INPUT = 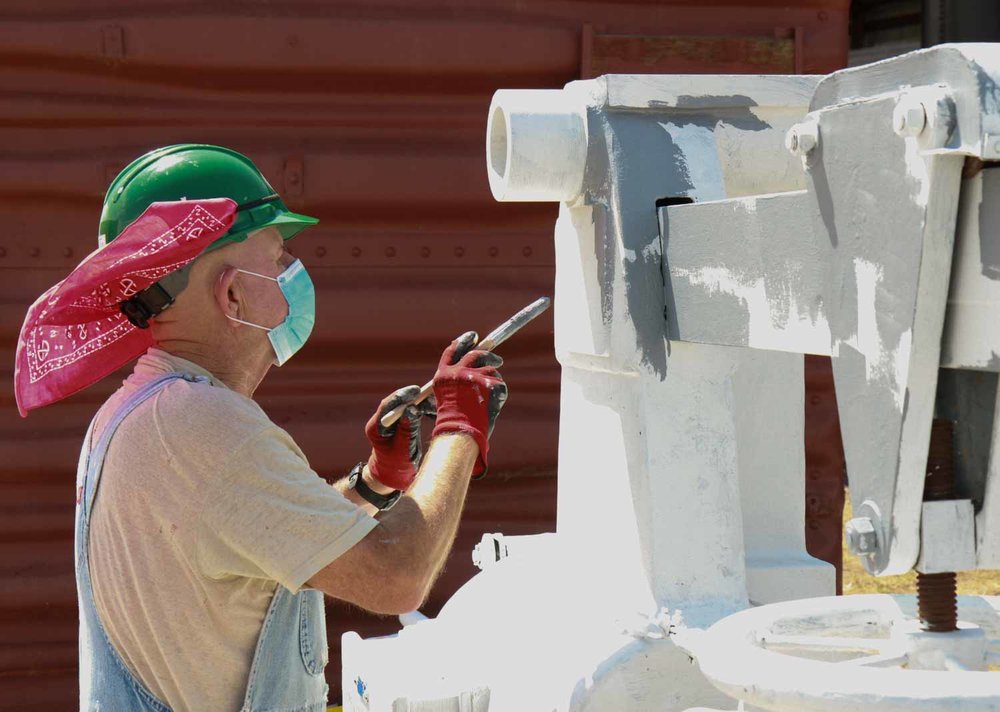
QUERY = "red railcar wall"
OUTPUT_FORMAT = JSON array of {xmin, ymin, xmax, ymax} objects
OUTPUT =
[{"xmin": 0, "ymin": 2, "xmax": 848, "ymax": 707}]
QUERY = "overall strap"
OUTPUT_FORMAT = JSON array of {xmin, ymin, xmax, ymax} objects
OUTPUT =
[{"xmin": 81, "ymin": 372, "xmax": 206, "ymax": 525}]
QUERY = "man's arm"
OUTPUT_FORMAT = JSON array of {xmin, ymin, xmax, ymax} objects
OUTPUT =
[
  {"xmin": 331, "ymin": 468, "xmax": 387, "ymax": 517},
  {"xmin": 309, "ymin": 332, "xmax": 506, "ymax": 614},
  {"xmin": 307, "ymin": 432, "xmax": 477, "ymax": 613}
]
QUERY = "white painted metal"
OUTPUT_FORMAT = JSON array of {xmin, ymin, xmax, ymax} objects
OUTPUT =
[
  {"xmin": 343, "ymin": 44, "xmax": 1000, "ymax": 711},
  {"xmin": 347, "ymin": 73, "xmax": 830, "ymax": 710},
  {"xmin": 485, "ymin": 89, "xmax": 588, "ymax": 202},
  {"xmin": 691, "ymin": 594, "xmax": 1000, "ymax": 711},
  {"xmin": 915, "ymin": 500, "xmax": 977, "ymax": 574}
]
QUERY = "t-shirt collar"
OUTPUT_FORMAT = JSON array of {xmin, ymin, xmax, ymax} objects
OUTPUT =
[{"xmin": 134, "ymin": 347, "xmax": 227, "ymax": 390}]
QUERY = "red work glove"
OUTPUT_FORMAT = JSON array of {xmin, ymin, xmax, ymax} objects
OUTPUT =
[
  {"xmin": 366, "ymin": 385, "xmax": 436, "ymax": 491},
  {"xmin": 430, "ymin": 331, "xmax": 508, "ymax": 477}
]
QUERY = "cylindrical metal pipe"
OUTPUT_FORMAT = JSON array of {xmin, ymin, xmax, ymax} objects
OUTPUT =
[{"xmin": 486, "ymin": 89, "xmax": 588, "ymax": 203}]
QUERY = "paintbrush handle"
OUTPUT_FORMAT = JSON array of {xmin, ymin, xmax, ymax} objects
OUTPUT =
[
  {"xmin": 378, "ymin": 297, "xmax": 550, "ymax": 429},
  {"xmin": 378, "ymin": 379, "xmax": 437, "ymax": 430}
]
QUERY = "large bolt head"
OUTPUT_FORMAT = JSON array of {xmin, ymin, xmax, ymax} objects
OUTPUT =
[
  {"xmin": 893, "ymin": 98, "xmax": 927, "ymax": 137},
  {"xmin": 845, "ymin": 517, "xmax": 879, "ymax": 555}
]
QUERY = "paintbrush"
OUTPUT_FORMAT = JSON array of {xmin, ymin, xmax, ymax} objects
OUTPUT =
[{"xmin": 379, "ymin": 296, "xmax": 551, "ymax": 428}]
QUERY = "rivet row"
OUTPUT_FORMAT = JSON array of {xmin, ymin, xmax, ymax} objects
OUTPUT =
[{"xmin": 327, "ymin": 246, "xmax": 536, "ymax": 259}]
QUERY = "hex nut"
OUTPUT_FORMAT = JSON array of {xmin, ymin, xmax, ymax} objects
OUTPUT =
[
  {"xmin": 845, "ymin": 517, "xmax": 879, "ymax": 555},
  {"xmin": 893, "ymin": 97, "xmax": 927, "ymax": 137},
  {"xmin": 785, "ymin": 119, "xmax": 819, "ymax": 157}
]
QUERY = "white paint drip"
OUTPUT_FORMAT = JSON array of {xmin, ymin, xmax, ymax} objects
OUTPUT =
[
  {"xmin": 623, "ymin": 234, "xmax": 661, "ymax": 264},
  {"xmin": 642, "ymin": 236, "xmax": 661, "ymax": 261},
  {"xmin": 902, "ymin": 137, "xmax": 931, "ymax": 207},
  {"xmin": 853, "ymin": 258, "xmax": 882, "ymax": 371},
  {"xmin": 837, "ymin": 258, "xmax": 911, "ymax": 411},
  {"xmin": 732, "ymin": 196, "xmax": 759, "ymax": 214},
  {"xmin": 673, "ymin": 266, "xmax": 832, "ymax": 355},
  {"xmin": 893, "ymin": 328, "xmax": 912, "ymax": 410}
]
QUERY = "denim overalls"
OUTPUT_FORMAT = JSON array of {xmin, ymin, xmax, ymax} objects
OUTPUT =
[{"xmin": 75, "ymin": 373, "xmax": 329, "ymax": 711}]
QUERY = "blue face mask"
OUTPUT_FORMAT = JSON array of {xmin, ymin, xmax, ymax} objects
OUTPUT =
[{"xmin": 226, "ymin": 259, "xmax": 315, "ymax": 366}]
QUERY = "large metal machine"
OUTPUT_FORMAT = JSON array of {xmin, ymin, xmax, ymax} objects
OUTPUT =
[{"xmin": 342, "ymin": 44, "xmax": 1000, "ymax": 711}]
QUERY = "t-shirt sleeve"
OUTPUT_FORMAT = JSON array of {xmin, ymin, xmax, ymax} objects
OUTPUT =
[{"xmin": 196, "ymin": 425, "xmax": 377, "ymax": 593}]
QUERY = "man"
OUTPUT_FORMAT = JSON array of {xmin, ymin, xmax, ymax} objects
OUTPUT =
[{"xmin": 14, "ymin": 145, "xmax": 507, "ymax": 711}]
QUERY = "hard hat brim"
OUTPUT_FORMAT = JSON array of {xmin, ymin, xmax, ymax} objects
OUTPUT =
[{"xmin": 267, "ymin": 210, "xmax": 320, "ymax": 240}]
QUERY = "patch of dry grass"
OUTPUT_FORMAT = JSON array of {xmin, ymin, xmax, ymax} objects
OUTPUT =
[{"xmin": 842, "ymin": 491, "xmax": 1000, "ymax": 595}]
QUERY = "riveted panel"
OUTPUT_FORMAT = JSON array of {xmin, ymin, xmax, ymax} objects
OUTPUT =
[{"xmin": 0, "ymin": 1, "xmax": 847, "ymax": 706}]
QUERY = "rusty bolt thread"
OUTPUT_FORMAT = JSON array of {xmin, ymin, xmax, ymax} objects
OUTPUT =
[
  {"xmin": 917, "ymin": 572, "xmax": 958, "ymax": 632},
  {"xmin": 917, "ymin": 419, "xmax": 958, "ymax": 632}
]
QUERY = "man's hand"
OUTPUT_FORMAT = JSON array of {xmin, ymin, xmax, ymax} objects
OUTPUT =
[
  {"xmin": 430, "ymin": 331, "xmax": 508, "ymax": 477},
  {"xmin": 365, "ymin": 385, "xmax": 435, "ymax": 491}
]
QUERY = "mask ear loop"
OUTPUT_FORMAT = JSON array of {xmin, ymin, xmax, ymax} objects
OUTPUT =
[
  {"xmin": 226, "ymin": 315, "xmax": 271, "ymax": 331},
  {"xmin": 225, "ymin": 268, "xmax": 280, "ymax": 331},
  {"xmin": 234, "ymin": 268, "xmax": 279, "ymax": 283}
]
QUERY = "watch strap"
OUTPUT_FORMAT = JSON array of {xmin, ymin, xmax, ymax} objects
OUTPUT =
[{"xmin": 349, "ymin": 462, "xmax": 402, "ymax": 511}]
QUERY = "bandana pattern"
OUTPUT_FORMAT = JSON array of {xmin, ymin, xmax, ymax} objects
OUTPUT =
[{"xmin": 15, "ymin": 200, "xmax": 237, "ymax": 416}]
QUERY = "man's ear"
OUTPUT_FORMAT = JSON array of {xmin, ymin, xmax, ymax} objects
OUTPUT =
[{"xmin": 215, "ymin": 266, "xmax": 241, "ymax": 325}]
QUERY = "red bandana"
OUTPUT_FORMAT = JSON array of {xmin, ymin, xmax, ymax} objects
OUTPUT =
[{"xmin": 14, "ymin": 199, "xmax": 237, "ymax": 416}]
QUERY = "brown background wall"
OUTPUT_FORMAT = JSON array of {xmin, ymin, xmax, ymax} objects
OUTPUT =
[{"xmin": 0, "ymin": 1, "xmax": 848, "ymax": 707}]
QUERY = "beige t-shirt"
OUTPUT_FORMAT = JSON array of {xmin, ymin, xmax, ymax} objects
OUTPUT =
[{"xmin": 88, "ymin": 349, "xmax": 377, "ymax": 711}]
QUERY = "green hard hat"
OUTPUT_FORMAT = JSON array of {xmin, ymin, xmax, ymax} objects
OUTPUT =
[{"xmin": 98, "ymin": 144, "xmax": 318, "ymax": 250}]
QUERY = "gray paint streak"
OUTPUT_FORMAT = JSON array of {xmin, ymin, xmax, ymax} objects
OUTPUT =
[
  {"xmin": 660, "ymin": 89, "xmax": 964, "ymax": 573},
  {"xmin": 660, "ymin": 192, "xmax": 822, "ymax": 349},
  {"xmin": 598, "ymin": 111, "xmax": 697, "ymax": 377},
  {"xmin": 584, "ymin": 98, "xmax": 776, "ymax": 377},
  {"xmin": 581, "ymin": 107, "xmax": 616, "ymax": 330},
  {"xmin": 806, "ymin": 96, "xmax": 943, "ymax": 570},
  {"xmin": 603, "ymin": 74, "xmax": 819, "ymax": 112},
  {"xmin": 980, "ymin": 168, "xmax": 1000, "ymax": 279}
]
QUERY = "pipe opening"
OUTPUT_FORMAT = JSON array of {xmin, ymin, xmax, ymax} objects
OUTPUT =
[{"xmin": 489, "ymin": 105, "xmax": 508, "ymax": 180}]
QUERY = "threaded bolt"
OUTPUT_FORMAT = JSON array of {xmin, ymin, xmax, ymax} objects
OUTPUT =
[
  {"xmin": 917, "ymin": 572, "xmax": 958, "ymax": 632},
  {"xmin": 917, "ymin": 419, "xmax": 958, "ymax": 632}
]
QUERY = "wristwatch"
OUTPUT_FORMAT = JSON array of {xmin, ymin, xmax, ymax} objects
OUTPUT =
[{"xmin": 347, "ymin": 462, "xmax": 402, "ymax": 511}]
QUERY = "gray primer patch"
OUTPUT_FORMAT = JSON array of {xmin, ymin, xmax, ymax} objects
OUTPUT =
[
  {"xmin": 650, "ymin": 95, "xmax": 771, "ymax": 131},
  {"xmin": 599, "ymin": 111, "xmax": 700, "ymax": 378},
  {"xmin": 587, "ymin": 96, "xmax": 775, "ymax": 377},
  {"xmin": 581, "ymin": 107, "xmax": 616, "ymax": 327},
  {"xmin": 671, "ymin": 95, "xmax": 772, "ymax": 133},
  {"xmin": 659, "ymin": 191, "xmax": 824, "ymax": 349},
  {"xmin": 980, "ymin": 167, "xmax": 1000, "ymax": 279}
]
